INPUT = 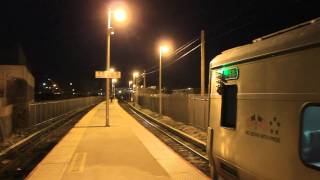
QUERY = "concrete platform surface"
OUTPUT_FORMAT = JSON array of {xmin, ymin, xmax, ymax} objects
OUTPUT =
[{"xmin": 27, "ymin": 100, "xmax": 210, "ymax": 180}]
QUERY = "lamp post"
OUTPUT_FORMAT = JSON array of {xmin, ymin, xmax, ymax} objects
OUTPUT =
[
  {"xmin": 128, "ymin": 80, "xmax": 133, "ymax": 101},
  {"xmin": 159, "ymin": 45, "xmax": 169, "ymax": 117},
  {"xmin": 128, "ymin": 80, "xmax": 133, "ymax": 89},
  {"xmin": 112, "ymin": 78, "xmax": 117, "ymax": 99},
  {"xmin": 143, "ymin": 70, "xmax": 146, "ymax": 88},
  {"xmin": 132, "ymin": 72, "xmax": 139, "ymax": 104},
  {"xmin": 132, "ymin": 72, "xmax": 139, "ymax": 91},
  {"xmin": 105, "ymin": 7, "xmax": 126, "ymax": 126}
]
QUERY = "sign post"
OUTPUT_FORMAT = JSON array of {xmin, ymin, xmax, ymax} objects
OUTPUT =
[{"xmin": 95, "ymin": 70, "xmax": 121, "ymax": 126}]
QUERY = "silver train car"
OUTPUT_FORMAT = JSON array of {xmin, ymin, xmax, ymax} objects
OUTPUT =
[{"xmin": 207, "ymin": 18, "xmax": 320, "ymax": 180}]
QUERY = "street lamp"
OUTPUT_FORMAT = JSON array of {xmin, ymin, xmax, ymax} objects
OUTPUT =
[
  {"xmin": 104, "ymin": 6, "xmax": 127, "ymax": 126},
  {"xmin": 114, "ymin": 9, "xmax": 126, "ymax": 22},
  {"xmin": 112, "ymin": 78, "xmax": 118, "ymax": 99},
  {"xmin": 132, "ymin": 71, "xmax": 139, "ymax": 89},
  {"xmin": 128, "ymin": 80, "xmax": 133, "ymax": 101},
  {"xmin": 112, "ymin": 78, "xmax": 117, "ymax": 83},
  {"xmin": 159, "ymin": 44, "xmax": 170, "ymax": 117},
  {"xmin": 133, "ymin": 72, "xmax": 139, "ymax": 77},
  {"xmin": 132, "ymin": 72, "xmax": 139, "ymax": 104},
  {"xmin": 129, "ymin": 80, "xmax": 133, "ymax": 89}
]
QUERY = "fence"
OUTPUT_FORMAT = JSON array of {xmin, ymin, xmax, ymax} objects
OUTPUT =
[
  {"xmin": 138, "ymin": 94, "xmax": 209, "ymax": 130},
  {"xmin": 28, "ymin": 96, "xmax": 104, "ymax": 126}
]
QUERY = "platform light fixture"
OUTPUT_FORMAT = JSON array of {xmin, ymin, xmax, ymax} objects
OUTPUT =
[{"xmin": 158, "ymin": 42, "xmax": 172, "ymax": 117}]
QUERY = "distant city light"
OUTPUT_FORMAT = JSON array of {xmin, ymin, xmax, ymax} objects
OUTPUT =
[
  {"xmin": 53, "ymin": 84, "xmax": 57, "ymax": 87},
  {"xmin": 42, "ymin": 83, "xmax": 46, "ymax": 86},
  {"xmin": 69, "ymin": 82, "xmax": 73, "ymax": 86},
  {"xmin": 72, "ymin": 89, "xmax": 75, "ymax": 92}
]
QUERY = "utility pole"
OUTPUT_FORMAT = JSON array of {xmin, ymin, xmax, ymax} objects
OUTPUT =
[
  {"xmin": 200, "ymin": 30, "xmax": 206, "ymax": 96},
  {"xmin": 143, "ymin": 70, "xmax": 146, "ymax": 88}
]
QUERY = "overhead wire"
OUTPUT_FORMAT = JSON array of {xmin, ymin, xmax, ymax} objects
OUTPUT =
[
  {"xmin": 144, "ymin": 43, "xmax": 201, "ymax": 75},
  {"xmin": 142, "ymin": 18, "xmax": 256, "ymax": 77},
  {"xmin": 144, "ymin": 37, "xmax": 200, "ymax": 73},
  {"xmin": 163, "ymin": 44, "xmax": 201, "ymax": 69}
]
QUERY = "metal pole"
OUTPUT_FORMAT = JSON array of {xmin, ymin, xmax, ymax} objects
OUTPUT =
[
  {"xmin": 133, "ymin": 75, "xmax": 135, "ymax": 104},
  {"xmin": 143, "ymin": 70, "xmax": 146, "ymax": 88},
  {"xmin": 159, "ymin": 51, "xmax": 162, "ymax": 117},
  {"xmin": 105, "ymin": 9, "xmax": 111, "ymax": 127},
  {"xmin": 133, "ymin": 76, "xmax": 135, "ymax": 88},
  {"xmin": 201, "ymin": 30, "xmax": 205, "ymax": 96}
]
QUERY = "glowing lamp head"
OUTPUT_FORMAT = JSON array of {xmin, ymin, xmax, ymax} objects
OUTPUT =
[
  {"xmin": 133, "ymin": 72, "xmax": 139, "ymax": 78},
  {"xmin": 112, "ymin": 79, "xmax": 118, "ymax": 83},
  {"xmin": 129, "ymin": 80, "xmax": 133, "ymax": 85},
  {"xmin": 160, "ymin": 45, "xmax": 169, "ymax": 53},
  {"xmin": 114, "ymin": 9, "xmax": 126, "ymax": 22}
]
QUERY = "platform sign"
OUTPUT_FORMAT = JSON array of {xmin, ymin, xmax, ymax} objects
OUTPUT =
[{"xmin": 95, "ymin": 71, "xmax": 121, "ymax": 79}]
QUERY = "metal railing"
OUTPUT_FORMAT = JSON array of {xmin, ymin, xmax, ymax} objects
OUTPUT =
[
  {"xmin": 138, "ymin": 94, "xmax": 209, "ymax": 130},
  {"xmin": 28, "ymin": 96, "xmax": 104, "ymax": 127}
]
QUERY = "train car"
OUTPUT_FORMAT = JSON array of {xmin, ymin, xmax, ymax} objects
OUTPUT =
[{"xmin": 207, "ymin": 18, "xmax": 320, "ymax": 180}]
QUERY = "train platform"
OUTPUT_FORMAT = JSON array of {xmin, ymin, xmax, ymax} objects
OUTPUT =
[{"xmin": 26, "ymin": 100, "xmax": 209, "ymax": 180}]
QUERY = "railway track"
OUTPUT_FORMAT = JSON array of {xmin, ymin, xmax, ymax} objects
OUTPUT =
[
  {"xmin": 0, "ymin": 105, "xmax": 96, "ymax": 180},
  {"xmin": 119, "ymin": 100, "xmax": 210, "ymax": 177}
]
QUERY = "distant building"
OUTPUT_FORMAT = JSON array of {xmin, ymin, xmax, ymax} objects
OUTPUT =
[
  {"xmin": 0, "ymin": 65, "xmax": 35, "ymax": 105},
  {"xmin": 0, "ymin": 43, "xmax": 34, "ymax": 141}
]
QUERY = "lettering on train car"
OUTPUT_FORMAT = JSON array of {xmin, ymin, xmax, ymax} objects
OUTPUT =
[{"xmin": 245, "ymin": 114, "xmax": 281, "ymax": 143}]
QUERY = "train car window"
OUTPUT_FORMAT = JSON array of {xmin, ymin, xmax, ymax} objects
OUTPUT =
[
  {"xmin": 301, "ymin": 105, "xmax": 320, "ymax": 169},
  {"xmin": 221, "ymin": 85, "xmax": 237, "ymax": 128}
]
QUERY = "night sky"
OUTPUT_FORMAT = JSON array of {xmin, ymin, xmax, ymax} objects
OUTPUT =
[{"xmin": 2, "ymin": 0, "xmax": 319, "ymax": 93}]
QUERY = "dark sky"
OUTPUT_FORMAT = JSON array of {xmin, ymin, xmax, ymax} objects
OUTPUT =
[{"xmin": 2, "ymin": 0, "xmax": 319, "ymax": 93}]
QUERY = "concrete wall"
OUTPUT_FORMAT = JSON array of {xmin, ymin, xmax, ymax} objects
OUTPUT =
[
  {"xmin": 0, "ymin": 105, "xmax": 12, "ymax": 141},
  {"xmin": 0, "ymin": 65, "xmax": 34, "ymax": 141},
  {"xmin": 0, "ymin": 65, "xmax": 35, "ymax": 104}
]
